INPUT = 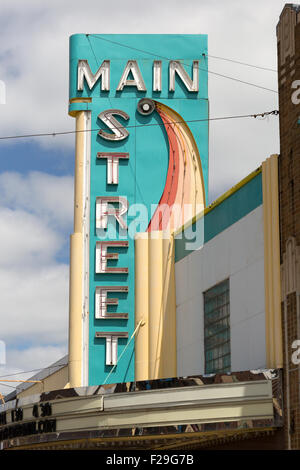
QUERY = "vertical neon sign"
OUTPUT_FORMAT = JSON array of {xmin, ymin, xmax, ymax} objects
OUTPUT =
[{"xmin": 69, "ymin": 34, "xmax": 208, "ymax": 386}]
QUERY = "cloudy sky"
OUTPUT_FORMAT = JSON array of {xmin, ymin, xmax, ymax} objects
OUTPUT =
[{"xmin": 0, "ymin": 0, "xmax": 287, "ymax": 394}]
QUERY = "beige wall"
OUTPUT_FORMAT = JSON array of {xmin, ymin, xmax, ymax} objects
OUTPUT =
[{"xmin": 17, "ymin": 366, "xmax": 68, "ymax": 399}]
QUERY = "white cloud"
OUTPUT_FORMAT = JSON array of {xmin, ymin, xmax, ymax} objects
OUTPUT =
[
  {"xmin": 0, "ymin": 264, "xmax": 69, "ymax": 343},
  {"xmin": 0, "ymin": 172, "xmax": 73, "ymax": 230},
  {"xmin": 0, "ymin": 345, "xmax": 67, "ymax": 396},
  {"xmin": 0, "ymin": 171, "xmax": 71, "ymax": 393},
  {"xmin": 0, "ymin": 208, "xmax": 63, "ymax": 266},
  {"xmin": 6, "ymin": 345, "xmax": 67, "ymax": 371}
]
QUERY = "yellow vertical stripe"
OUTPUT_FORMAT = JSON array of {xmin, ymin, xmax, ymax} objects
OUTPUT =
[
  {"xmin": 68, "ymin": 111, "xmax": 85, "ymax": 387},
  {"xmin": 135, "ymin": 233, "xmax": 177, "ymax": 380},
  {"xmin": 262, "ymin": 154, "xmax": 283, "ymax": 368},
  {"xmin": 135, "ymin": 234, "xmax": 150, "ymax": 380}
]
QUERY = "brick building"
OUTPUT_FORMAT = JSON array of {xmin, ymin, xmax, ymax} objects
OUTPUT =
[{"xmin": 277, "ymin": 3, "xmax": 300, "ymax": 450}]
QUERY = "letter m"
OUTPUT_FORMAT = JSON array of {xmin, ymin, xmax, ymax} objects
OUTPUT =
[{"xmin": 77, "ymin": 59, "xmax": 110, "ymax": 91}]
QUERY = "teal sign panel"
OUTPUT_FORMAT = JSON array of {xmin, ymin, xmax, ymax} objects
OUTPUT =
[{"xmin": 69, "ymin": 34, "xmax": 208, "ymax": 386}]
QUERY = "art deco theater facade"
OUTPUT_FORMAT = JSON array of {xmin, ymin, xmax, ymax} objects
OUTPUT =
[{"xmin": 1, "ymin": 3, "xmax": 300, "ymax": 451}]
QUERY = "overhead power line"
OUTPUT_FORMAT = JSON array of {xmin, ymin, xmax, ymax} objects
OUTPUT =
[
  {"xmin": 0, "ymin": 110, "xmax": 279, "ymax": 142},
  {"xmin": 0, "ymin": 379, "xmax": 41, "ymax": 384},
  {"xmin": 205, "ymin": 54, "xmax": 277, "ymax": 73},
  {"xmin": 87, "ymin": 35, "xmax": 278, "ymax": 94},
  {"xmin": 0, "ymin": 363, "xmax": 67, "ymax": 379},
  {"xmin": 0, "ymin": 382, "xmax": 17, "ymax": 390}
]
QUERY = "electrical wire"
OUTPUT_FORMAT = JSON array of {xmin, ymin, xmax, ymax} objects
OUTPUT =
[
  {"xmin": 0, "ymin": 379, "xmax": 41, "ymax": 384},
  {"xmin": 87, "ymin": 35, "xmax": 278, "ymax": 94},
  {"xmin": 0, "ymin": 382, "xmax": 17, "ymax": 390},
  {"xmin": 0, "ymin": 363, "xmax": 67, "ymax": 379},
  {"xmin": 0, "ymin": 110, "xmax": 279, "ymax": 142},
  {"xmin": 102, "ymin": 320, "xmax": 143, "ymax": 385}
]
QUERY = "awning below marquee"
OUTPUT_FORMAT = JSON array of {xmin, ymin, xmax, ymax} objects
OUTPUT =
[{"xmin": 0, "ymin": 370, "xmax": 283, "ymax": 450}]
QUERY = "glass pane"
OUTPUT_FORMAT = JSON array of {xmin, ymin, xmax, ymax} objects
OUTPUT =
[{"xmin": 204, "ymin": 279, "xmax": 230, "ymax": 374}]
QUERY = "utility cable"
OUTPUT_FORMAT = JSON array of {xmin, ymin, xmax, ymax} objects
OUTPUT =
[
  {"xmin": 0, "ymin": 110, "xmax": 279, "ymax": 142},
  {"xmin": 102, "ymin": 320, "xmax": 143, "ymax": 385},
  {"xmin": 87, "ymin": 35, "xmax": 278, "ymax": 93},
  {"xmin": 205, "ymin": 53, "xmax": 277, "ymax": 72},
  {"xmin": 0, "ymin": 363, "xmax": 67, "ymax": 379},
  {"xmin": 0, "ymin": 382, "xmax": 17, "ymax": 390}
]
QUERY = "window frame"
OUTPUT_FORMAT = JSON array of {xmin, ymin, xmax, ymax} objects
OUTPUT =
[{"xmin": 203, "ymin": 278, "xmax": 231, "ymax": 374}]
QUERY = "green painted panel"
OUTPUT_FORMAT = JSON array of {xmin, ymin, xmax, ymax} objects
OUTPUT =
[{"xmin": 175, "ymin": 172, "xmax": 263, "ymax": 263}]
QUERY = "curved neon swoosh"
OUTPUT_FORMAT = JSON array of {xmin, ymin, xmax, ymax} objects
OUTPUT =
[{"xmin": 147, "ymin": 102, "xmax": 206, "ymax": 232}]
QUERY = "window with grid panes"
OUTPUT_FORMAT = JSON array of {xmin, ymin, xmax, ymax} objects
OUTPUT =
[{"xmin": 203, "ymin": 279, "xmax": 230, "ymax": 374}]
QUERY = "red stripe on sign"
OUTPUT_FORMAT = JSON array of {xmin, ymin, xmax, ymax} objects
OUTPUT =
[{"xmin": 147, "ymin": 109, "xmax": 180, "ymax": 231}]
